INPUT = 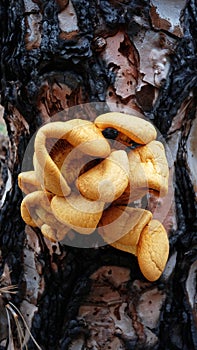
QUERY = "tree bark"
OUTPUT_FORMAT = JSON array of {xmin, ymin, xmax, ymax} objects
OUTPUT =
[{"xmin": 0, "ymin": 1, "xmax": 197, "ymax": 349}]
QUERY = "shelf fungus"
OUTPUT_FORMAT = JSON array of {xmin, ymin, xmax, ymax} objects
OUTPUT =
[
  {"xmin": 18, "ymin": 171, "xmax": 41, "ymax": 194},
  {"xmin": 18, "ymin": 112, "xmax": 170, "ymax": 281},
  {"xmin": 34, "ymin": 119, "xmax": 111, "ymax": 196},
  {"xmin": 99, "ymin": 206, "xmax": 169, "ymax": 281},
  {"xmin": 76, "ymin": 150, "xmax": 129, "ymax": 202},
  {"xmin": 51, "ymin": 194, "xmax": 105, "ymax": 234},
  {"xmin": 127, "ymin": 140, "xmax": 169, "ymax": 196},
  {"xmin": 98, "ymin": 206, "xmax": 153, "ymax": 256},
  {"xmin": 94, "ymin": 112, "xmax": 157, "ymax": 145},
  {"xmin": 20, "ymin": 191, "xmax": 70, "ymax": 242}
]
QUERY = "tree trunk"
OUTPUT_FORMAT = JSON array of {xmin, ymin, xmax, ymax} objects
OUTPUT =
[{"xmin": 0, "ymin": 1, "xmax": 197, "ymax": 349}]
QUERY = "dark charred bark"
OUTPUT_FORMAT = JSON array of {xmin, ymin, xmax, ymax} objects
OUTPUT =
[{"xmin": 0, "ymin": 1, "xmax": 196, "ymax": 349}]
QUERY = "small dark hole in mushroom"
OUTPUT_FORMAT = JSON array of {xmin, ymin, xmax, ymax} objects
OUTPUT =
[
  {"xmin": 102, "ymin": 127, "xmax": 119, "ymax": 140},
  {"xmin": 127, "ymin": 142, "xmax": 141, "ymax": 150},
  {"xmin": 108, "ymin": 269, "xmax": 112, "ymax": 275}
]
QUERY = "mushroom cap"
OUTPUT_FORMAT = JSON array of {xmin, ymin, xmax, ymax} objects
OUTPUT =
[
  {"xmin": 127, "ymin": 140, "xmax": 169, "ymax": 197},
  {"xmin": 94, "ymin": 112, "xmax": 157, "ymax": 145},
  {"xmin": 34, "ymin": 141, "xmax": 92, "ymax": 189},
  {"xmin": 34, "ymin": 120, "xmax": 111, "ymax": 196},
  {"xmin": 51, "ymin": 193, "xmax": 105, "ymax": 234},
  {"xmin": 20, "ymin": 191, "xmax": 53, "ymax": 227},
  {"xmin": 137, "ymin": 219, "xmax": 169, "ymax": 281},
  {"xmin": 98, "ymin": 206, "xmax": 152, "ymax": 246},
  {"xmin": 76, "ymin": 150, "xmax": 129, "ymax": 202},
  {"xmin": 21, "ymin": 191, "xmax": 70, "ymax": 241},
  {"xmin": 65, "ymin": 120, "xmax": 111, "ymax": 157},
  {"xmin": 33, "ymin": 147, "xmax": 71, "ymax": 197},
  {"xmin": 35, "ymin": 119, "xmax": 110, "ymax": 157},
  {"xmin": 18, "ymin": 171, "xmax": 41, "ymax": 194}
]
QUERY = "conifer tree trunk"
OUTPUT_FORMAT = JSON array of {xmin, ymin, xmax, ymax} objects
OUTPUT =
[{"xmin": 0, "ymin": 1, "xmax": 196, "ymax": 349}]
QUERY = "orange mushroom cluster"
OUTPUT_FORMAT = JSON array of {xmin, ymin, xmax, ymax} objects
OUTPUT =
[{"xmin": 18, "ymin": 112, "xmax": 170, "ymax": 281}]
